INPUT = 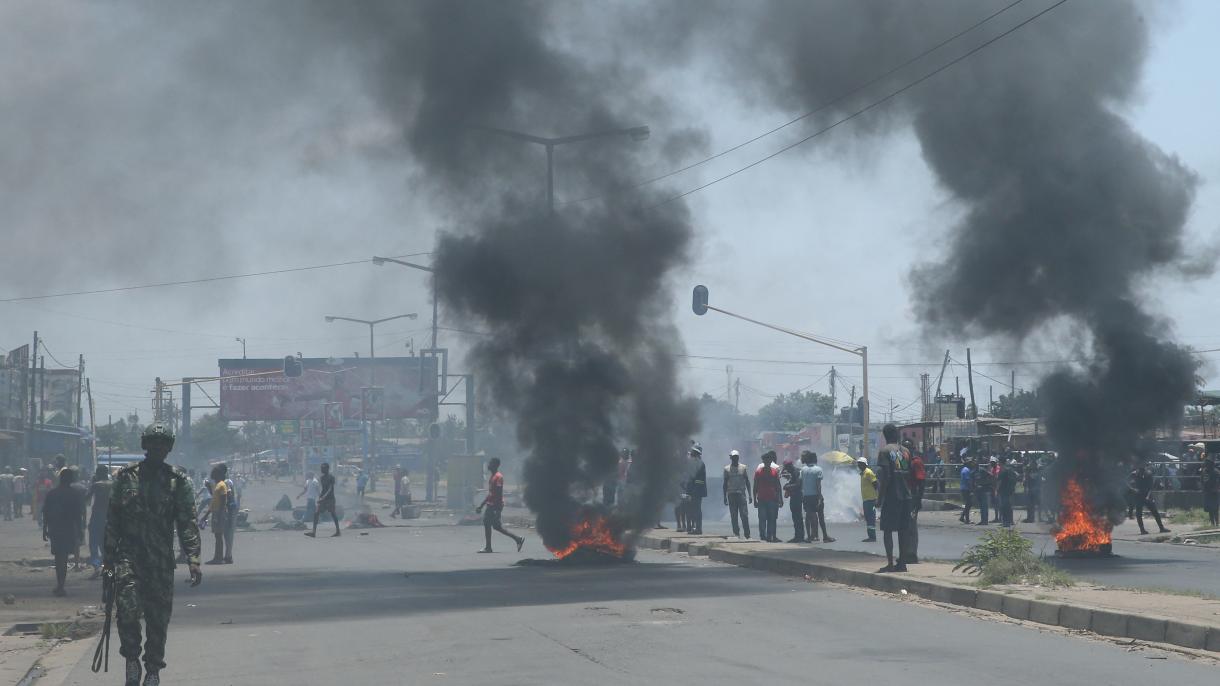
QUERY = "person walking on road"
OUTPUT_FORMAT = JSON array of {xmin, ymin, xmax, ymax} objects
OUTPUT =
[
  {"xmin": 723, "ymin": 450, "xmax": 751, "ymax": 539},
  {"xmin": 43, "ymin": 468, "xmax": 84, "ymax": 596},
  {"xmin": 781, "ymin": 458, "xmax": 804, "ymax": 542},
  {"xmin": 297, "ymin": 472, "xmax": 320, "ymax": 523},
  {"xmin": 13, "ymin": 468, "xmax": 27, "ymax": 518},
  {"xmin": 1128, "ymin": 461, "xmax": 1170, "ymax": 535},
  {"xmin": 685, "ymin": 445, "xmax": 707, "ymax": 534},
  {"xmin": 219, "ymin": 464, "xmax": 237, "ymax": 564},
  {"xmin": 875, "ymin": 424, "xmax": 913, "ymax": 572},
  {"xmin": 305, "ymin": 463, "xmax": 341, "ymax": 538},
  {"xmin": 754, "ymin": 451, "xmax": 782, "ymax": 542},
  {"xmin": 800, "ymin": 451, "xmax": 834, "ymax": 543},
  {"xmin": 104, "ymin": 423, "xmax": 202, "ymax": 686},
  {"xmin": 87, "ymin": 465, "xmax": 112, "ymax": 578},
  {"xmin": 476, "ymin": 458, "xmax": 524, "ymax": 553},
  {"xmin": 356, "ymin": 469, "xmax": 369, "ymax": 500},
  {"xmin": 857, "ymin": 457, "xmax": 878, "ymax": 542},
  {"xmin": 205, "ymin": 466, "xmax": 230, "ymax": 564}
]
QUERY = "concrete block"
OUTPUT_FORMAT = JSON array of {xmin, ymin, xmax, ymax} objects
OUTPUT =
[
  {"xmin": 900, "ymin": 580, "xmax": 936, "ymax": 599},
  {"xmin": 1090, "ymin": 610, "xmax": 1129, "ymax": 638},
  {"xmin": 687, "ymin": 543, "xmax": 710, "ymax": 556},
  {"xmin": 1205, "ymin": 627, "xmax": 1220, "ymax": 653},
  {"xmin": 1027, "ymin": 600, "xmax": 1062, "ymax": 626},
  {"xmin": 926, "ymin": 583, "xmax": 978, "ymax": 607},
  {"xmin": 974, "ymin": 590, "xmax": 1005, "ymax": 613},
  {"xmin": 1001, "ymin": 595, "xmax": 1031, "ymax": 621},
  {"xmin": 846, "ymin": 570, "xmax": 874, "ymax": 588},
  {"xmin": 1058, "ymin": 605, "xmax": 1092, "ymax": 631},
  {"xmin": 1127, "ymin": 615, "xmax": 1167, "ymax": 643},
  {"xmin": 1165, "ymin": 621, "xmax": 1208, "ymax": 650}
]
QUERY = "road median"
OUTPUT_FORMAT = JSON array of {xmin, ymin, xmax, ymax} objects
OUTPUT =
[{"xmin": 637, "ymin": 530, "xmax": 1220, "ymax": 654}]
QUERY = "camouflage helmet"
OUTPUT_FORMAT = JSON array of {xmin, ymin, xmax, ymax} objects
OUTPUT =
[{"xmin": 141, "ymin": 422, "xmax": 176, "ymax": 450}]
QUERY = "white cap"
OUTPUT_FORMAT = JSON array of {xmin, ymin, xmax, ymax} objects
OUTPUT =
[
  {"xmin": 856, "ymin": 457, "xmax": 868, "ymax": 465},
  {"xmin": 729, "ymin": 449, "xmax": 740, "ymax": 457}
]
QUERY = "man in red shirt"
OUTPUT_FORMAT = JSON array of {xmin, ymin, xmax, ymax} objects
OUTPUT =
[
  {"xmin": 753, "ymin": 451, "xmax": 783, "ymax": 543},
  {"xmin": 475, "ymin": 458, "xmax": 524, "ymax": 553}
]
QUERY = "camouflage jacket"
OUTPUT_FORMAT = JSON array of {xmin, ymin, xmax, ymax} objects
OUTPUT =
[{"xmin": 104, "ymin": 459, "xmax": 201, "ymax": 570}]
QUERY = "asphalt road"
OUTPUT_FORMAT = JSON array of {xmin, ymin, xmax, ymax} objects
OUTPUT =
[
  {"xmin": 681, "ymin": 509, "xmax": 1220, "ymax": 596},
  {"xmin": 60, "ymin": 518, "xmax": 1213, "ymax": 685}
]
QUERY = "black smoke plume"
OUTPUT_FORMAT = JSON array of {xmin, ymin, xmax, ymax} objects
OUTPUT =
[
  {"xmin": 721, "ymin": 1, "xmax": 1204, "ymax": 515},
  {"xmin": 369, "ymin": 2, "xmax": 700, "ymax": 550}
]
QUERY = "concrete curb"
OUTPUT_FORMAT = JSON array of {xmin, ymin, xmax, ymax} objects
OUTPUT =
[{"xmin": 636, "ymin": 533, "xmax": 1219, "ymax": 654}]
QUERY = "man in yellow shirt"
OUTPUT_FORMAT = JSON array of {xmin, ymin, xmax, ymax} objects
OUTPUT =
[
  {"xmin": 856, "ymin": 457, "xmax": 878, "ymax": 543},
  {"xmin": 206, "ymin": 466, "xmax": 230, "ymax": 565}
]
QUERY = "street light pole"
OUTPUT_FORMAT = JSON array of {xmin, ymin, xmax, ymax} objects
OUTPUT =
[
  {"xmin": 692, "ymin": 285, "xmax": 873, "ymax": 460},
  {"xmin": 371, "ymin": 257, "xmax": 437, "ymax": 349},
  {"xmin": 468, "ymin": 124, "xmax": 650, "ymax": 213},
  {"xmin": 325, "ymin": 313, "xmax": 417, "ymax": 476}
]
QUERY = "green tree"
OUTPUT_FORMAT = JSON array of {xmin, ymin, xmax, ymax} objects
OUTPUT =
[
  {"xmin": 989, "ymin": 389, "xmax": 1043, "ymax": 418},
  {"xmin": 191, "ymin": 412, "xmax": 238, "ymax": 458},
  {"xmin": 757, "ymin": 391, "xmax": 835, "ymax": 431},
  {"xmin": 96, "ymin": 418, "xmax": 139, "ymax": 452}
]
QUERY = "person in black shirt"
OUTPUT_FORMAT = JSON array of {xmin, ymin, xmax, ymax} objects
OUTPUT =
[
  {"xmin": 43, "ymin": 469, "xmax": 84, "ymax": 596},
  {"xmin": 305, "ymin": 462, "xmax": 341, "ymax": 538},
  {"xmin": 1128, "ymin": 462, "xmax": 1170, "ymax": 535},
  {"xmin": 685, "ymin": 445, "xmax": 707, "ymax": 534},
  {"xmin": 997, "ymin": 460, "xmax": 1019, "ymax": 527}
]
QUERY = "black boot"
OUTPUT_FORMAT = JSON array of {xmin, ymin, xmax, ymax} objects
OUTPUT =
[
  {"xmin": 125, "ymin": 658, "xmax": 141, "ymax": 686},
  {"xmin": 143, "ymin": 668, "xmax": 160, "ymax": 686}
]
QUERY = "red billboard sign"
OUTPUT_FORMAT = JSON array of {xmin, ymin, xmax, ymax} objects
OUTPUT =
[{"xmin": 218, "ymin": 357, "xmax": 438, "ymax": 422}]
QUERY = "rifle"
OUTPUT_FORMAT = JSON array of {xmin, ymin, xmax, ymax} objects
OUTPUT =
[{"xmin": 91, "ymin": 567, "xmax": 115, "ymax": 673}]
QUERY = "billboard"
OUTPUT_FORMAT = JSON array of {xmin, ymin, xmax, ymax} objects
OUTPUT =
[{"xmin": 217, "ymin": 357, "xmax": 438, "ymax": 422}]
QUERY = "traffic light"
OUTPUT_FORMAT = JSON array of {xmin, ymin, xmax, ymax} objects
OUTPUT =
[
  {"xmin": 692, "ymin": 285, "xmax": 709, "ymax": 315},
  {"xmin": 283, "ymin": 355, "xmax": 303, "ymax": 378}
]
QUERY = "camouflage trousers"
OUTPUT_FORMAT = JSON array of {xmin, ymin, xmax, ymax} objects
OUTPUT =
[{"xmin": 114, "ymin": 561, "xmax": 175, "ymax": 671}]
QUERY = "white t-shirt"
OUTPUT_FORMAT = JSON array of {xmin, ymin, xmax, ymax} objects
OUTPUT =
[
  {"xmin": 304, "ymin": 478, "xmax": 321, "ymax": 500},
  {"xmin": 400, "ymin": 476, "xmax": 411, "ymax": 492}
]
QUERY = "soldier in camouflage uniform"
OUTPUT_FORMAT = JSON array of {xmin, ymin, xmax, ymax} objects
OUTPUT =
[{"xmin": 103, "ymin": 423, "xmax": 202, "ymax": 686}]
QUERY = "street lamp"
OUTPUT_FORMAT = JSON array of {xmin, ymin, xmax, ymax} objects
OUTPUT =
[
  {"xmin": 468, "ymin": 124, "xmax": 650, "ymax": 213},
  {"xmin": 235, "ymin": 337, "xmax": 247, "ymax": 359},
  {"xmin": 692, "ymin": 285, "xmax": 874, "ymax": 461},
  {"xmin": 324, "ymin": 313, "xmax": 418, "ymax": 475},
  {"xmin": 372, "ymin": 256, "xmax": 437, "ymax": 350}
]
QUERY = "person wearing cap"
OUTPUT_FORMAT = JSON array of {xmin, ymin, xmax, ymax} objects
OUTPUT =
[
  {"xmin": 685, "ymin": 444, "xmax": 707, "ymax": 534},
  {"xmin": 875, "ymin": 424, "xmax": 913, "ymax": 572},
  {"xmin": 723, "ymin": 450, "xmax": 751, "ymax": 539},
  {"xmin": 856, "ymin": 457, "xmax": 878, "ymax": 542},
  {"xmin": 754, "ymin": 451, "xmax": 783, "ymax": 542}
]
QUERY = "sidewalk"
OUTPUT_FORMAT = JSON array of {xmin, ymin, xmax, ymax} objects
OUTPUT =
[{"xmin": 637, "ymin": 529, "xmax": 1220, "ymax": 655}]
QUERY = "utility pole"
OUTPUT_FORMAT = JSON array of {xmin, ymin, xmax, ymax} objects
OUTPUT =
[
  {"xmin": 75, "ymin": 354, "xmax": 84, "ymax": 465},
  {"xmin": 86, "ymin": 379, "xmax": 96, "ymax": 466},
  {"xmin": 725, "ymin": 365, "xmax": 733, "ymax": 403},
  {"xmin": 1011, "ymin": 370, "xmax": 1016, "ymax": 419},
  {"xmin": 966, "ymin": 348, "xmax": 977, "ymax": 419},
  {"xmin": 919, "ymin": 373, "xmax": 930, "ymax": 421},
  {"xmin": 734, "ymin": 378, "xmax": 740, "ymax": 413},
  {"xmin": 27, "ymin": 331, "xmax": 38, "ymax": 459},
  {"xmin": 829, "ymin": 367, "xmax": 837, "ymax": 450},
  {"xmin": 38, "ymin": 355, "xmax": 45, "ymax": 426},
  {"xmin": 849, "ymin": 384, "xmax": 857, "ymax": 457}
]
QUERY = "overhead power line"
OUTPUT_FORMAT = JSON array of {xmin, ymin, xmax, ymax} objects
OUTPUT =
[
  {"xmin": 655, "ymin": 0, "xmax": 1070, "ymax": 207},
  {"xmin": 559, "ymin": 0, "xmax": 1030, "ymax": 207},
  {"xmin": 0, "ymin": 251, "xmax": 432, "ymax": 303}
]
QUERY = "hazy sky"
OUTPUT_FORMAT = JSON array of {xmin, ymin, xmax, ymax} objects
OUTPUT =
[{"xmin": 3, "ymin": 0, "xmax": 1217, "ymax": 426}]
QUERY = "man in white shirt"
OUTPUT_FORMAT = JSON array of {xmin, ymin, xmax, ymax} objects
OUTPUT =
[
  {"xmin": 400, "ymin": 470, "xmax": 412, "ymax": 505},
  {"xmin": 297, "ymin": 472, "xmax": 320, "ymax": 523},
  {"xmin": 723, "ymin": 450, "xmax": 752, "ymax": 539}
]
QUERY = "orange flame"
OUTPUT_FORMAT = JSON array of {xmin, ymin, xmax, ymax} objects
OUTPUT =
[
  {"xmin": 548, "ymin": 514, "xmax": 628, "ymax": 559},
  {"xmin": 1055, "ymin": 476, "xmax": 1112, "ymax": 552}
]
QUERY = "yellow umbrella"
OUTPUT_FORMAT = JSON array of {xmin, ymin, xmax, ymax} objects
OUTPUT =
[{"xmin": 821, "ymin": 450, "xmax": 855, "ymax": 466}]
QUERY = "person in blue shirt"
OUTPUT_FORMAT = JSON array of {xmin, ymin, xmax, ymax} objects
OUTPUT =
[
  {"xmin": 799, "ymin": 451, "xmax": 835, "ymax": 543},
  {"xmin": 958, "ymin": 458, "xmax": 974, "ymax": 524}
]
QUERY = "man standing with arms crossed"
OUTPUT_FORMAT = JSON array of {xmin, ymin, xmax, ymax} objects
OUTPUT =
[
  {"xmin": 476, "ymin": 458, "xmax": 524, "ymax": 553},
  {"xmin": 104, "ymin": 423, "xmax": 201, "ymax": 686},
  {"xmin": 723, "ymin": 450, "xmax": 751, "ymax": 539}
]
